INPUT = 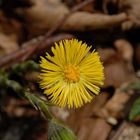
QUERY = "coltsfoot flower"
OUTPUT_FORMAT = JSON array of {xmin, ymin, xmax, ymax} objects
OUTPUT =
[{"xmin": 39, "ymin": 39, "xmax": 104, "ymax": 108}]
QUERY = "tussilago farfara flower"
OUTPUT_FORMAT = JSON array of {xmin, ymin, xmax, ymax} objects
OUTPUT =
[{"xmin": 39, "ymin": 39, "xmax": 104, "ymax": 108}]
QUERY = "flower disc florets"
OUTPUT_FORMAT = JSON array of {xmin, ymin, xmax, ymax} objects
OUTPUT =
[{"xmin": 39, "ymin": 39, "xmax": 104, "ymax": 108}]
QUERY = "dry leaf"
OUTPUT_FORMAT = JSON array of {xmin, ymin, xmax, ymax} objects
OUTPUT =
[
  {"xmin": 114, "ymin": 39, "xmax": 134, "ymax": 63},
  {"xmin": 20, "ymin": 0, "xmax": 128, "ymax": 35},
  {"xmin": 0, "ymin": 11, "xmax": 23, "ymax": 39},
  {"xmin": 101, "ymin": 89, "xmax": 130, "ymax": 119},
  {"xmin": 77, "ymin": 118, "xmax": 112, "ymax": 140},
  {"xmin": 98, "ymin": 39, "xmax": 135, "ymax": 88},
  {"xmin": 118, "ymin": 123, "xmax": 140, "ymax": 140},
  {"xmin": 67, "ymin": 93, "xmax": 109, "ymax": 126},
  {"xmin": 0, "ymin": 33, "xmax": 19, "ymax": 55},
  {"xmin": 119, "ymin": 0, "xmax": 140, "ymax": 27}
]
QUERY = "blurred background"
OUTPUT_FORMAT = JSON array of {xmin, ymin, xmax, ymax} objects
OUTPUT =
[{"xmin": 0, "ymin": 0, "xmax": 140, "ymax": 140}]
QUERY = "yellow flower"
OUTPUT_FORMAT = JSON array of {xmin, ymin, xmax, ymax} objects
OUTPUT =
[{"xmin": 39, "ymin": 39, "xmax": 104, "ymax": 108}]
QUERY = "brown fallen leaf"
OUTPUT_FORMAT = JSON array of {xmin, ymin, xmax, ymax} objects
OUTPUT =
[
  {"xmin": 104, "ymin": 62, "xmax": 134, "ymax": 87},
  {"xmin": 0, "ymin": 33, "xmax": 19, "ymax": 55},
  {"xmin": 0, "ymin": 11, "xmax": 23, "ymax": 39},
  {"xmin": 100, "ymin": 89, "xmax": 130, "ymax": 119},
  {"xmin": 118, "ymin": 123, "xmax": 140, "ymax": 140},
  {"xmin": 98, "ymin": 39, "xmax": 135, "ymax": 88},
  {"xmin": 63, "ymin": 12, "xmax": 127, "ymax": 30},
  {"xmin": 119, "ymin": 0, "xmax": 140, "ymax": 28},
  {"xmin": 67, "ymin": 93, "xmax": 109, "ymax": 126},
  {"xmin": 77, "ymin": 118, "xmax": 112, "ymax": 140},
  {"xmin": 114, "ymin": 39, "xmax": 134, "ymax": 72},
  {"xmin": 20, "ymin": 0, "xmax": 128, "ymax": 35},
  {"xmin": 114, "ymin": 39, "xmax": 134, "ymax": 64},
  {"xmin": 98, "ymin": 48, "xmax": 116, "ymax": 64}
]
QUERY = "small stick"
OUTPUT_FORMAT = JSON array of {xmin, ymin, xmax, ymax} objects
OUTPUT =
[
  {"xmin": 22, "ymin": 0, "xmax": 95, "ymax": 61},
  {"xmin": 0, "ymin": 0, "xmax": 95, "ymax": 68},
  {"xmin": 0, "ymin": 34, "xmax": 73, "ymax": 69},
  {"xmin": 46, "ymin": 0, "xmax": 95, "ymax": 37}
]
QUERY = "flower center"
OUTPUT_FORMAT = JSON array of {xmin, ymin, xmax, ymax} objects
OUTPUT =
[{"xmin": 64, "ymin": 64, "xmax": 80, "ymax": 82}]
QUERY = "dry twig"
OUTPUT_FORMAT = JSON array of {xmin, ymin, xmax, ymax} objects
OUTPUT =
[
  {"xmin": 0, "ymin": 33, "xmax": 73, "ymax": 68},
  {"xmin": 22, "ymin": 0, "xmax": 95, "ymax": 61},
  {"xmin": 0, "ymin": 0, "xmax": 95, "ymax": 68}
]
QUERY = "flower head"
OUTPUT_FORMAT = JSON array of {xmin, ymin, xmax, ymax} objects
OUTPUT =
[{"xmin": 39, "ymin": 39, "xmax": 104, "ymax": 108}]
